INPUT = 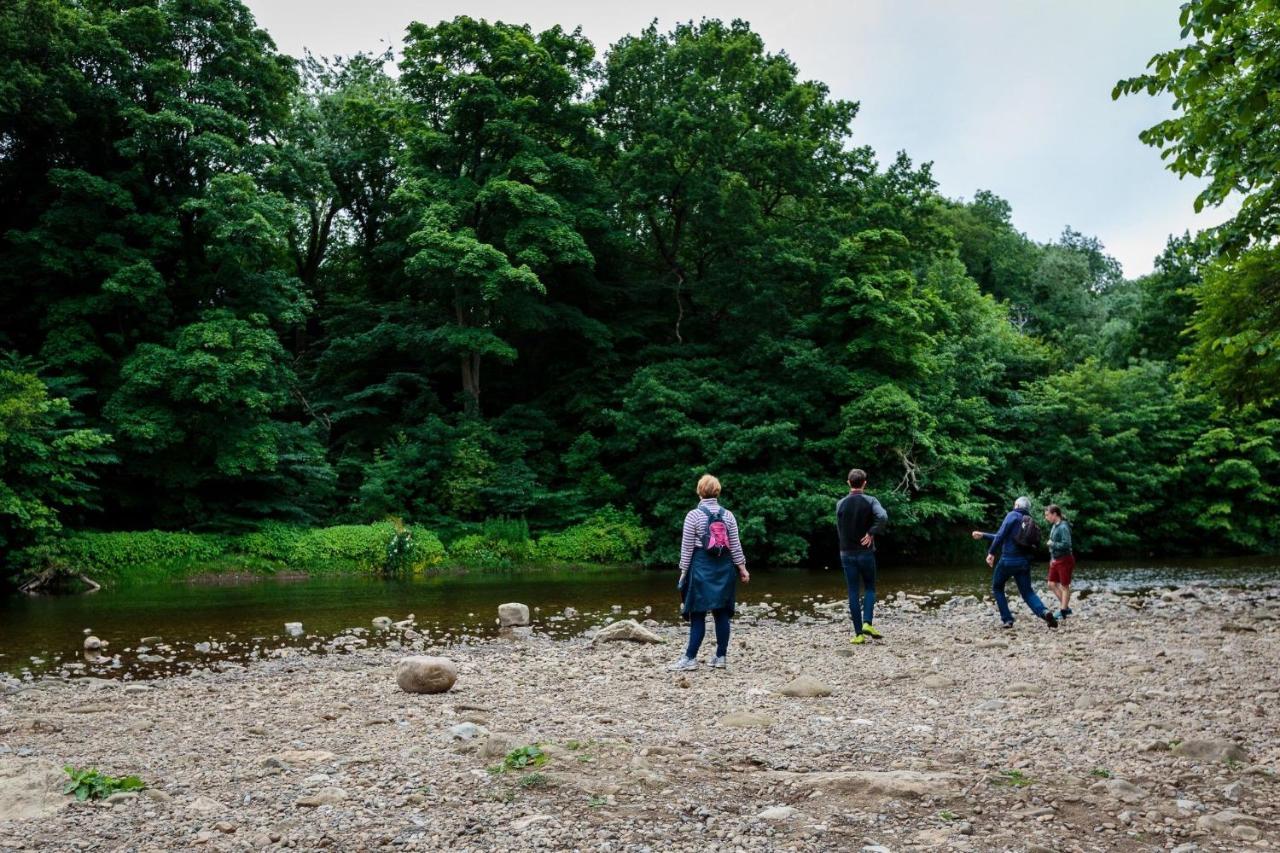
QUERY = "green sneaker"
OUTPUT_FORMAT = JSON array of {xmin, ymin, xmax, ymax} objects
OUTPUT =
[
  {"xmin": 861, "ymin": 623, "xmax": 883, "ymax": 639},
  {"xmin": 849, "ymin": 633, "xmax": 867, "ymax": 645}
]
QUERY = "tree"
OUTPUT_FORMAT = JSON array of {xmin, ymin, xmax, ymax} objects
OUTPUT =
[{"xmin": 0, "ymin": 355, "xmax": 113, "ymax": 579}]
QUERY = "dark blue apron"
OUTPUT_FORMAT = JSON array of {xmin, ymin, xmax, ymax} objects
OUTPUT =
[{"xmin": 680, "ymin": 507, "xmax": 737, "ymax": 618}]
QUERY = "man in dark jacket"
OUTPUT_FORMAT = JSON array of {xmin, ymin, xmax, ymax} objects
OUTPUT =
[
  {"xmin": 972, "ymin": 496, "xmax": 1058, "ymax": 629},
  {"xmin": 836, "ymin": 468, "xmax": 888, "ymax": 644}
]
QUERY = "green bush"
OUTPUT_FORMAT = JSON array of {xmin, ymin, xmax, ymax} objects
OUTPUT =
[
  {"xmin": 58, "ymin": 531, "xmax": 230, "ymax": 579},
  {"xmin": 447, "ymin": 533, "xmax": 533, "ymax": 569},
  {"xmin": 254, "ymin": 522, "xmax": 446, "ymax": 573},
  {"xmin": 533, "ymin": 510, "xmax": 648, "ymax": 564}
]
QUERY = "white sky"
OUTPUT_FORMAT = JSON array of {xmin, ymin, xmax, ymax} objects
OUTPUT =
[{"xmin": 243, "ymin": 0, "xmax": 1234, "ymax": 277}]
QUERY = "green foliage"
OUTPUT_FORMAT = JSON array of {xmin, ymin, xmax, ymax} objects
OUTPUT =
[
  {"xmin": 518, "ymin": 772, "xmax": 549, "ymax": 789},
  {"xmin": 0, "ymin": 5, "xmax": 1274, "ymax": 565},
  {"xmin": 993, "ymin": 770, "xmax": 1032, "ymax": 788},
  {"xmin": 0, "ymin": 358, "xmax": 113, "ymax": 578},
  {"xmin": 502, "ymin": 745, "xmax": 548, "ymax": 771},
  {"xmin": 533, "ymin": 511, "xmax": 649, "ymax": 564},
  {"xmin": 62, "ymin": 767, "xmax": 146, "ymax": 802}
]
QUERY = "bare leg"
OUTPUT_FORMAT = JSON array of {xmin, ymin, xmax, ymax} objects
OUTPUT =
[{"xmin": 1061, "ymin": 585, "xmax": 1072, "ymax": 610}]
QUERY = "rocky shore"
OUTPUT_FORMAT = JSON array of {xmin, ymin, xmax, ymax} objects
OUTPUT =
[{"xmin": 1, "ymin": 584, "xmax": 1277, "ymax": 852}]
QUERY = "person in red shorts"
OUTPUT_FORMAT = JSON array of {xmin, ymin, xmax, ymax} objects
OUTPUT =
[{"xmin": 1045, "ymin": 504, "xmax": 1075, "ymax": 620}]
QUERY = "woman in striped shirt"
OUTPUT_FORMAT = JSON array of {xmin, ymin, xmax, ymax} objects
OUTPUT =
[{"xmin": 668, "ymin": 474, "xmax": 749, "ymax": 671}]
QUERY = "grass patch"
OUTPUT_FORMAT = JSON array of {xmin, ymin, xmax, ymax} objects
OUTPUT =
[
  {"xmin": 1090, "ymin": 767, "xmax": 1112, "ymax": 778},
  {"xmin": 518, "ymin": 772, "xmax": 549, "ymax": 789},
  {"xmin": 992, "ymin": 769, "xmax": 1032, "ymax": 787}
]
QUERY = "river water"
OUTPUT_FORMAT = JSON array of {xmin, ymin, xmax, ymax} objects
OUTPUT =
[{"xmin": 2, "ymin": 556, "xmax": 1277, "ymax": 680}]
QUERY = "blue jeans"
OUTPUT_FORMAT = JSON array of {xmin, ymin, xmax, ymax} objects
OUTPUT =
[
  {"xmin": 840, "ymin": 551, "xmax": 877, "ymax": 633},
  {"xmin": 686, "ymin": 608, "xmax": 731, "ymax": 658},
  {"xmin": 992, "ymin": 557, "xmax": 1048, "ymax": 624}
]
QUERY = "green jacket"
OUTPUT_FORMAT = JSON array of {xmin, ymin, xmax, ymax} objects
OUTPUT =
[{"xmin": 1049, "ymin": 520, "xmax": 1073, "ymax": 559}]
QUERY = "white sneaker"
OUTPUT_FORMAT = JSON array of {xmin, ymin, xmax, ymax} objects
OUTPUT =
[
  {"xmin": 666, "ymin": 655, "xmax": 698, "ymax": 671},
  {"xmin": 709, "ymin": 656, "xmax": 727, "ymax": 669}
]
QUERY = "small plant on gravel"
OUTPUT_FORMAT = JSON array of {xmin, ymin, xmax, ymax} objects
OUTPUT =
[
  {"xmin": 519, "ymin": 772, "xmax": 549, "ymax": 789},
  {"xmin": 588, "ymin": 796, "xmax": 607, "ymax": 808},
  {"xmin": 502, "ymin": 745, "xmax": 548, "ymax": 772},
  {"xmin": 1090, "ymin": 767, "xmax": 1112, "ymax": 778},
  {"xmin": 63, "ymin": 766, "xmax": 146, "ymax": 801},
  {"xmin": 993, "ymin": 769, "xmax": 1032, "ymax": 787},
  {"xmin": 938, "ymin": 810, "xmax": 957, "ymax": 821}
]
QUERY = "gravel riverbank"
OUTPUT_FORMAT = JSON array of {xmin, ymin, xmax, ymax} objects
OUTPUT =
[{"xmin": 1, "ymin": 583, "xmax": 1277, "ymax": 852}]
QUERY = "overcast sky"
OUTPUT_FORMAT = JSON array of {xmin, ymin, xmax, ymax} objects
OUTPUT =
[{"xmin": 243, "ymin": 0, "xmax": 1231, "ymax": 277}]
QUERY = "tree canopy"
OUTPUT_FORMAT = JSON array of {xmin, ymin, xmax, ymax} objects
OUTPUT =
[{"xmin": 0, "ymin": 1, "xmax": 1276, "ymax": 579}]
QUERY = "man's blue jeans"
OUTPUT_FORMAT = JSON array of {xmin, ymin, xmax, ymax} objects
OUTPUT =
[
  {"xmin": 992, "ymin": 557, "xmax": 1048, "ymax": 624},
  {"xmin": 840, "ymin": 551, "xmax": 877, "ymax": 633}
]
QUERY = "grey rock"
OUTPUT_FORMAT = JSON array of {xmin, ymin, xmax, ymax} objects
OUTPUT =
[
  {"xmin": 1172, "ymin": 738, "xmax": 1249, "ymax": 764},
  {"xmin": 296, "ymin": 787, "xmax": 347, "ymax": 807},
  {"xmin": 83, "ymin": 636, "xmax": 102, "ymax": 651},
  {"xmin": 720, "ymin": 711, "xmax": 776, "ymax": 728},
  {"xmin": 0, "ymin": 758, "xmax": 70, "ymax": 821},
  {"xmin": 395, "ymin": 656, "xmax": 457, "ymax": 694},
  {"xmin": 779, "ymin": 674, "xmax": 833, "ymax": 698},
  {"xmin": 498, "ymin": 603, "xmax": 530, "ymax": 628},
  {"xmin": 756, "ymin": 805, "xmax": 800, "ymax": 821},
  {"xmin": 592, "ymin": 619, "xmax": 663, "ymax": 644}
]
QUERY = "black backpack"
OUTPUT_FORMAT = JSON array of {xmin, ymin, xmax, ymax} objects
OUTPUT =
[{"xmin": 1012, "ymin": 513, "xmax": 1041, "ymax": 549}]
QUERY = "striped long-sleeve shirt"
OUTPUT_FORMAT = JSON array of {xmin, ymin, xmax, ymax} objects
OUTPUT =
[{"xmin": 678, "ymin": 498, "xmax": 746, "ymax": 572}]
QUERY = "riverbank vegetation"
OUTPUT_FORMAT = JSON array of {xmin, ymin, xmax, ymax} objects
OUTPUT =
[{"xmin": 1, "ymin": 0, "xmax": 1277, "ymax": 586}]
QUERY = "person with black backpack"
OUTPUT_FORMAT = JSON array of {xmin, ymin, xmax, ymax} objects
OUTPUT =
[
  {"xmin": 971, "ymin": 496, "xmax": 1058, "ymax": 629},
  {"xmin": 836, "ymin": 468, "xmax": 889, "ymax": 645}
]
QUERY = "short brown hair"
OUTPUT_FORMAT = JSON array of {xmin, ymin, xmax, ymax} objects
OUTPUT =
[
  {"xmin": 1046, "ymin": 504, "xmax": 1063, "ymax": 519},
  {"xmin": 697, "ymin": 474, "xmax": 722, "ymax": 499},
  {"xmin": 847, "ymin": 468, "xmax": 867, "ymax": 488}
]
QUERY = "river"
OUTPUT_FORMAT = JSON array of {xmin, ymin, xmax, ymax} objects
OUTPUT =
[{"xmin": 2, "ymin": 556, "xmax": 1277, "ymax": 680}]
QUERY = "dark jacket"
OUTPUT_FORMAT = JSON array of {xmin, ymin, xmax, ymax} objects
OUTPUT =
[
  {"xmin": 982, "ymin": 509, "xmax": 1034, "ymax": 562},
  {"xmin": 836, "ymin": 491, "xmax": 888, "ymax": 554}
]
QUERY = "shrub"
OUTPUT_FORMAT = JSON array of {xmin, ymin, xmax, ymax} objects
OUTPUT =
[
  {"xmin": 532, "ymin": 510, "xmax": 649, "ymax": 564},
  {"xmin": 281, "ymin": 523, "xmax": 445, "ymax": 573},
  {"xmin": 57, "ymin": 531, "xmax": 230, "ymax": 579},
  {"xmin": 447, "ymin": 533, "xmax": 533, "ymax": 569}
]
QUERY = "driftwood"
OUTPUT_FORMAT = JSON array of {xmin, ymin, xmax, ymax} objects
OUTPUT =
[{"xmin": 18, "ymin": 565, "xmax": 100, "ymax": 595}]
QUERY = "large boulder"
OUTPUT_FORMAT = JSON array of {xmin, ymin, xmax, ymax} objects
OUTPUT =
[
  {"xmin": 498, "ymin": 603, "xmax": 530, "ymax": 628},
  {"xmin": 0, "ymin": 758, "xmax": 70, "ymax": 822},
  {"xmin": 592, "ymin": 619, "xmax": 663, "ymax": 644},
  {"xmin": 395, "ymin": 656, "xmax": 457, "ymax": 694}
]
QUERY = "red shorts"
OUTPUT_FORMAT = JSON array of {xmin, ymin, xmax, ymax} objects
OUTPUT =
[{"xmin": 1048, "ymin": 555, "xmax": 1076, "ymax": 586}]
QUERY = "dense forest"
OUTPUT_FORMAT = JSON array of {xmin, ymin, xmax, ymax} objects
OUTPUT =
[{"xmin": 1, "ymin": 0, "xmax": 1277, "ymax": 582}]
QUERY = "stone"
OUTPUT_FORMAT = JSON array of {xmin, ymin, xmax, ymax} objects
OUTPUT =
[
  {"xmin": 766, "ymin": 770, "xmax": 961, "ymax": 799},
  {"xmin": 0, "ymin": 758, "xmax": 70, "ymax": 821},
  {"xmin": 275, "ymin": 750, "xmax": 337, "ymax": 765},
  {"xmin": 1196, "ymin": 809, "xmax": 1262, "ymax": 835},
  {"xmin": 83, "ymin": 636, "xmax": 102, "ymax": 651},
  {"xmin": 104, "ymin": 791, "xmax": 138, "ymax": 805},
  {"xmin": 756, "ymin": 805, "xmax": 801, "ymax": 821},
  {"xmin": 510, "ymin": 814, "xmax": 554, "ymax": 831},
  {"xmin": 1003, "ymin": 682, "xmax": 1038, "ymax": 697},
  {"xmin": 141, "ymin": 789, "xmax": 172, "ymax": 804},
  {"xmin": 978, "ymin": 699, "xmax": 1006, "ymax": 711},
  {"xmin": 1091, "ymin": 778, "xmax": 1149, "ymax": 804},
  {"xmin": 720, "ymin": 711, "xmax": 776, "ymax": 728},
  {"xmin": 779, "ymin": 674, "xmax": 833, "ymax": 698},
  {"xmin": 372, "ymin": 617, "xmax": 392, "ymax": 629},
  {"xmin": 498, "ymin": 603, "xmax": 530, "ymax": 627},
  {"xmin": 1231, "ymin": 824, "xmax": 1262, "ymax": 841},
  {"xmin": 480, "ymin": 733, "xmax": 515, "ymax": 759},
  {"xmin": 284, "ymin": 622, "xmax": 304, "ymax": 637},
  {"xmin": 563, "ymin": 607, "xmax": 579, "ymax": 618},
  {"xmin": 449, "ymin": 722, "xmax": 489, "ymax": 741},
  {"xmin": 187, "ymin": 796, "xmax": 223, "ymax": 815},
  {"xmin": 976, "ymin": 638, "xmax": 1008, "ymax": 649},
  {"xmin": 591, "ymin": 619, "xmax": 663, "ymax": 644},
  {"xmin": 1223, "ymin": 780, "xmax": 1245, "ymax": 802},
  {"xmin": 296, "ymin": 787, "xmax": 347, "ymax": 807},
  {"xmin": 922, "ymin": 674, "xmax": 954, "ymax": 689},
  {"xmin": 395, "ymin": 656, "xmax": 457, "ymax": 694},
  {"xmin": 1172, "ymin": 738, "xmax": 1249, "ymax": 764}
]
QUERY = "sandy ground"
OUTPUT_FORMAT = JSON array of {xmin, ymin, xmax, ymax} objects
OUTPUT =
[{"xmin": 1, "ymin": 583, "xmax": 1277, "ymax": 852}]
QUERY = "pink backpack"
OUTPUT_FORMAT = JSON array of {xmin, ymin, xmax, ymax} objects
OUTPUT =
[{"xmin": 701, "ymin": 508, "xmax": 730, "ymax": 556}]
